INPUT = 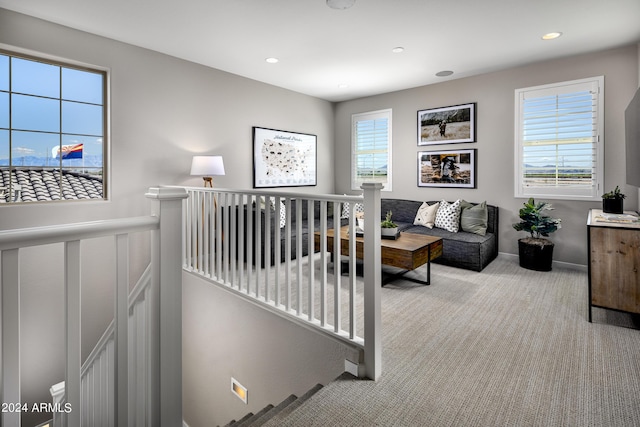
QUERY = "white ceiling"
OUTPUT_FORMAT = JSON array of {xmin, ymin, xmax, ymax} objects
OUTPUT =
[{"xmin": 1, "ymin": 0, "xmax": 639, "ymax": 102}]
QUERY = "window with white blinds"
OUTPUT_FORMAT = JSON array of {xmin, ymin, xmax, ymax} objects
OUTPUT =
[
  {"xmin": 514, "ymin": 77, "xmax": 604, "ymax": 200},
  {"xmin": 351, "ymin": 109, "xmax": 392, "ymax": 191}
]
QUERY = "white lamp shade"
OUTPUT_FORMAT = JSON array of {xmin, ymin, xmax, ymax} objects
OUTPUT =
[{"xmin": 190, "ymin": 156, "xmax": 225, "ymax": 176}]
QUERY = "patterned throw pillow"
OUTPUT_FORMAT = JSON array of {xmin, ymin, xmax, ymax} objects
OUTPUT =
[
  {"xmin": 341, "ymin": 201, "xmax": 364, "ymax": 219},
  {"xmin": 413, "ymin": 202, "xmax": 440, "ymax": 229},
  {"xmin": 260, "ymin": 196, "xmax": 286, "ymax": 228},
  {"xmin": 435, "ymin": 200, "xmax": 461, "ymax": 232},
  {"xmin": 277, "ymin": 200, "xmax": 286, "ymax": 228}
]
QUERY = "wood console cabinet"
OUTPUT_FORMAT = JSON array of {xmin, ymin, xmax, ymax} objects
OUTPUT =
[{"xmin": 587, "ymin": 209, "xmax": 640, "ymax": 322}]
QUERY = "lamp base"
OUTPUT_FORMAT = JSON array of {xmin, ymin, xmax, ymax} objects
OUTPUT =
[{"xmin": 203, "ymin": 177, "xmax": 213, "ymax": 187}]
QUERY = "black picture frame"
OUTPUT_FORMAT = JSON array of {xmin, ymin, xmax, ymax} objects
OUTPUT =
[
  {"xmin": 252, "ymin": 126, "xmax": 317, "ymax": 188},
  {"xmin": 417, "ymin": 149, "xmax": 477, "ymax": 188},
  {"xmin": 417, "ymin": 103, "xmax": 476, "ymax": 145}
]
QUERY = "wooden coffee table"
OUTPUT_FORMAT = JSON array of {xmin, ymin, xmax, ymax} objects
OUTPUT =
[{"xmin": 314, "ymin": 227, "xmax": 443, "ymax": 285}]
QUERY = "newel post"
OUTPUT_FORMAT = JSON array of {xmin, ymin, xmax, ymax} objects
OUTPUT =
[
  {"xmin": 361, "ymin": 182, "xmax": 382, "ymax": 380},
  {"xmin": 146, "ymin": 187, "xmax": 188, "ymax": 426}
]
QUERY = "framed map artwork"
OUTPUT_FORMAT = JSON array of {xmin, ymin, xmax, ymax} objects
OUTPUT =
[{"xmin": 253, "ymin": 127, "xmax": 317, "ymax": 188}]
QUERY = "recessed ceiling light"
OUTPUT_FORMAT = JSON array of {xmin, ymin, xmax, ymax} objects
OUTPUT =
[
  {"xmin": 338, "ymin": 83, "xmax": 349, "ymax": 89},
  {"xmin": 326, "ymin": 0, "xmax": 356, "ymax": 9},
  {"xmin": 435, "ymin": 70, "xmax": 454, "ymax": 77},
  {"xmin": 542, "ymin": 32, "xmax": 562, "ymax": 40},
  {"xmin": 392, "ymin": 47, "xmax": 405, "ymax": 54},
  {"xmin": 265, "ymin": 57, "xmax": 279, "ymax": 64}
]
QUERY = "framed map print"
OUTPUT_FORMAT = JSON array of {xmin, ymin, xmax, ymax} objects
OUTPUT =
[{"xmin": 253, "ymin": 127, "xmax": 317, "ymax": 188}]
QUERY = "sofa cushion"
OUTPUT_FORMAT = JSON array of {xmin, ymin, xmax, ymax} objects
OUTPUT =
[
  {"xmin": 413, "ymin": 202, "xmax": 439, "ymax": 229},
  {"xmin": 435, "ymin": 200, "xmax": 461, "ymax": 233},
  {"xmin": 460, "ymin": 200, "xmax": 488, "ymax": 236}
]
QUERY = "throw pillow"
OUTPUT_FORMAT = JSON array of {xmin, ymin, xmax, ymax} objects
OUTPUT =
[
  {"xmin": 435, "ymin": 199, "xmax": 461, "ymax": 233},
  {"xmin": 459, "ymin": 199, "xmax": 474, "ymax": 213},
  {"xmin": 341, "ymin": 201, "xmax": 364, "ymax": 219},
  {"xmin": 260, "ymin": 196, "xmax": 286, "ymax": 228},
  {"xmin": 460, "ymin": 201, "xmax": 488, "ymax": 236},
  {"xmin": 278, "ymin": 200, "xmax": 286, "ymax": 228},
  {"xmin": 413, "ymin": 202, "xmax": 439, "ymax": 229}
]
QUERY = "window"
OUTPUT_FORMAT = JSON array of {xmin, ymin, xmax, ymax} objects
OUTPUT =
[
  {"xmin": 0, "ymin": 50, "xmax": 107, "ymax": 203},
  {"xmin": 351, "ymin": 109, "xmax": 392, "ymax": 191},
  {"xmin": 514, "ymin": 77, "xmax": 604, "ymax": 200}
]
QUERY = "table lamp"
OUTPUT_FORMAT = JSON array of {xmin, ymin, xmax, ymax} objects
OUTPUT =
[{"xmin": 190, "ymin": 155, "xmax": 225, "ymax": 187}]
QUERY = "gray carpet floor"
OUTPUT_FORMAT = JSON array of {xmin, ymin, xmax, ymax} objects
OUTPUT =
[{"xmin": 263, "ymin": 256, "xmax": 640, "ymax": 427}]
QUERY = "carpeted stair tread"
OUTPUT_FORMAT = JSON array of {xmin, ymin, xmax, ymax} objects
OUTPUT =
[
  {"xmin": 223, "ymin": 411, "xmax": 253, "ymax": 427},
  {"xmin": 249, "ymin": 395, "xmax": 297, "ymax": 425},
  {"xmin": 261, "ymin": 383, "xmax": 323, "ymax": 427},
  {"xmin": 233, "ymin": 404, "xmax": 273, "ymax": 427}
]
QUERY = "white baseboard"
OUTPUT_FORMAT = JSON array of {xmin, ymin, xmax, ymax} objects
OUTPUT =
[{"xmin": 344, "ymin": 359, "xmax": 359, "ymax": 377}]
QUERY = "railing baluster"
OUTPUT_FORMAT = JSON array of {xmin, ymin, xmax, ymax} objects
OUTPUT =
[
  {"xmin": 191, "ymin": 191, "xmax": 198, "ymax": 270},
  {"xmin": 333, "ymin": 204, "xmax": 341, "ymax": 333},
  {"xmin": 64, "ymin": 240, "xmax": 82, "ymax": 427},
  {"xmin": 348, "ymin": 205, "xmax": 357, "ymax": 339},
  {"xmin": 274, "ymin": 196, "xmax": 282, "ymax": 306},
  {"xmin": 238, "ymin": 194, "xmax": 245, "ymax": 291},
  {"xmin": 246, "ymin": 195, "xmax": 254, "ymax": 294},
  {"xmin": 264, "ymin": 196, "xmax": 272, "ymax": 301},
  {"xmin": 308, "ymin": 199, "xmax": 315, "ymax": 321},
  {"xmin": 222, "ymin": 193, "xmax": 230, "ymax": 284},
  {"xmin": 296, "ymin": 199, "xmax": 303, "ymax": 315},
  {"xmin": 285, "ymin": 198, "xmax": 292, "ymax": 311},
  {"xmin": 182, "ymin": 196, "xmax": 192, "ymax": 268},
  {"xmin": 230, "ymin": 193, "xmax": 238, "ymax": 287},
  {"xmin": 1, "ymin": 248, "xmax": 21, "ymax": 427},
  {"xmin": 203, "ymin": 191, "xmax": 210, "ymax": 276},
  {"xmin": 254, "ymin": 195, "xmax": 262, "ymax": 297},
  {"xmin": 114, "ymin": 234, "xmax": 129, "ymax": 426}
]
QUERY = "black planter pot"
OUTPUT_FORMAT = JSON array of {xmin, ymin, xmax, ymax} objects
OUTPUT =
[
  {"xmin": 602, "ymin": 198, "xmax": 624, "ymax": 214},
  {"xmin": 518, "ymin": 238, "xmax": 554, "ymax": 271}
]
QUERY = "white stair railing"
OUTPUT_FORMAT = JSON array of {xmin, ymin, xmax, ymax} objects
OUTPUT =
[
  {"xmin": 50, "ymin": 263, "xmax": 154, "ymax": 427},
  {"xmin": 0, "ymin": 186, "xmax": 187, "ymax": 427},
  {"xmin": 180, "ymin": 183, "xmax": 382, "ymax": 380}
]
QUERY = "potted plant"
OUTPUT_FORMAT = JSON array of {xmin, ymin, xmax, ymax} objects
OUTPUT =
[
  {"xmin": 602, "ymin": 185, "xmax": 625, "ymax": 214},
  {"xmin": 512, "ymin": 198, "xmax": 561, "ymax": 271},
  {"xmin": 381, "ymin": 210, "xmax": 399, "ymax": 238}
]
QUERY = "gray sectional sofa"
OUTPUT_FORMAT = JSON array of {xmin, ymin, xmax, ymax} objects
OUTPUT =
[
  {"xmin": 380, "ymin": 199, "xmax": 499, "ymax": 272},
  {"xmin": 238, "ymin": 197, "xmax": 498, "ymax": 272},
  {"xmin": 238, "ymin": 199, "xmax": 345, "ymax": 267}
]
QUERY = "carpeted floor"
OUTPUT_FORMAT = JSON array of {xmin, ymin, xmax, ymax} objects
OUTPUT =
[{"xmin": 263, "ymin": 256, "xmax": 640, "ymax": 427}]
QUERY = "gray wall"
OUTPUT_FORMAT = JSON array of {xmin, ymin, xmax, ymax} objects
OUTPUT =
[
  {"xmin": 334, "ymin": 45, "xmax": 639, "ymax": 266},
  {"xmin": 0, "ymin": 8, "xmax": 335, "ymax": 426},
  {"xmin": 183, "ymin": 272, "xmax": 359, "ymax": 427}
]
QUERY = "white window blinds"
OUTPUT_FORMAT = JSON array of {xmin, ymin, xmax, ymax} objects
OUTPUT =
[
  {"xmin": 351, "ymin": 109, "xmax": 392, "ymax": 191},
  {"xmin": 515, "ymin": 77, "xmax": 603, "ymax": 200}
]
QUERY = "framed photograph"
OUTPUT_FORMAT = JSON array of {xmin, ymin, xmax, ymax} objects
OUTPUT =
[
  {"xmin": 253, "ymin": 126, "xmax": 317, "ymax": 188},
  {"xmin": 418, "ymin": 149, "xmax": 477, "ymax": 188},
  {"xmin": 417, "ymin": 103, "xmax": 476, "ymax": 145}
]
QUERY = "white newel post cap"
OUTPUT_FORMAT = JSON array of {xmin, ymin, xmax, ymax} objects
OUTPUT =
[
  {"xmin": 360, "ymin": 182, "xmax": 384, "ymax": 191},
  {"xmin": 145, "ymin": 187, "xmax": 189, "ymax": 200}
]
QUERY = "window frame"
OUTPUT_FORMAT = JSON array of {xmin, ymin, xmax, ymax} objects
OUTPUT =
[
  {"xmin": 0, "ymin": 47, "xmax": 109, "ymax": 204},
  {"xmin": 351, "ymin": 108, "xmax": 392, "ymax": 191},
  {"xmin": 514, "ymin": 76, "xmax": 604, "ymax": 201}
]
